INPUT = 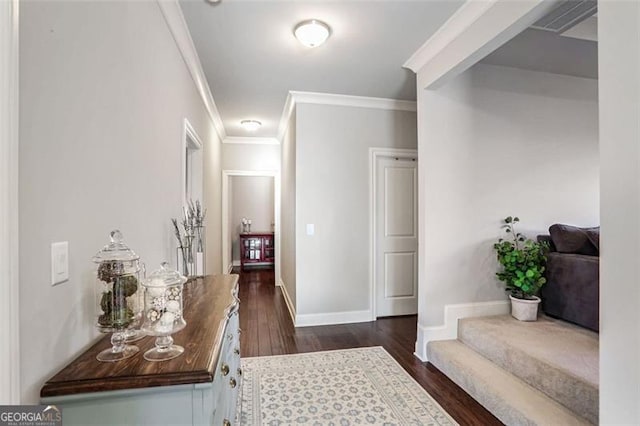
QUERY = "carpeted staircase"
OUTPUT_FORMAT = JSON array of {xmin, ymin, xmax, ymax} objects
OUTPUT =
[{"xmin": 427, "ymin": 315, "xmax": 598, "ymax": 425}]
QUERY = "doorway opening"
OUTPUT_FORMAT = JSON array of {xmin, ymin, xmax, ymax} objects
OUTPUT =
[
  {"xmin": 182, "ymin": 118, "xmax": 203, "ymax": 206},
  {"xmin": 222, "ymin": 170, "xmax": 280, "ymax": 281}
]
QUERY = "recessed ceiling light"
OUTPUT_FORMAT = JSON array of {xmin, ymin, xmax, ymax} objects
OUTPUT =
[
  {"xmin": 294, "ymin": 19, "xmax": 330, "ymax": 48},
  {"xmin": 240, "ymin": 120, "xmax": 262, "ymax": 132}
]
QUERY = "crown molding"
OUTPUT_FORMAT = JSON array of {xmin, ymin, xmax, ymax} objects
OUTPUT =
[
  {"xmin": 277, "ymin": 91, "xmax": 417, "ymax": 142},
  {"xmin": 290, "ymin": 91, "xmax": 417, "ymax": 112},
  {"xmin": 223, "ymin": 136, "xmax": 280, "ymax": 145},
  {"xmin": 157, "ymin": 0, "xmax": 226, "ymax": 140},
  {"xmin": 276, "ymin": 91, "xmax": 296, "ymax": 143},
  {"xmin": 404, "ymin": 0, "xmax": 556, "ymax": 90},
  {"xmin": 403, "ymin": 0, "xmax": 495, "ymax": 73}
]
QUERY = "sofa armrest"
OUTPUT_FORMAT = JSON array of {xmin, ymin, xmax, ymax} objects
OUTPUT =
[
  {"xmin": 537, "ymin": 234, "xmax": 556, "ymax": 252},
  {"xmin": 541, "ymin": 252, "xmax": 599, "ymax": 331}
]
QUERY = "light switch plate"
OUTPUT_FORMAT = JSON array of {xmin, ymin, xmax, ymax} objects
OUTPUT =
[
  {"xmin": 306, "ymin": 224, "xmax": 315, "ymax": 236},
  {"xmin": 51, "ymin": 241, "xmax": 69, "ymax": 286}
]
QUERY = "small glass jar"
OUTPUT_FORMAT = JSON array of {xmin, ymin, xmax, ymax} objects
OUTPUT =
[
  {"xmin": 141, "ymin": 262, "xmax": 187, "ymax": 361},
  {"xmin": 92, "ymin": 230, "xmax": 144, "ymax": 362}
]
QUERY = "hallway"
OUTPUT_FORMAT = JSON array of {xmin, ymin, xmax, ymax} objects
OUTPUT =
[{"xmin": 236, "ymin": 268, "xmax": 502, "ymax": 425}]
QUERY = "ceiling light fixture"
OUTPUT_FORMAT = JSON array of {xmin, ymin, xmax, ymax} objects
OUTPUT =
[
  {"xmin": 294, "ymin": 19, "xmax": 331, "ymax": 48},
  {"xmin": 240, "ymin": 120, "xmax": 262, "ymax": 132}
]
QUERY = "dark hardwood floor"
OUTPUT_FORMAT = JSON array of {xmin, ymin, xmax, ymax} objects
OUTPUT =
[{"xmin": 237, "ymin": 268, "xmax": 502, "ymax": 426}]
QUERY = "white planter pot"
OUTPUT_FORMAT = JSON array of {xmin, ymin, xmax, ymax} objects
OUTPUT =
[{"xmin": 509, "ymin": 295, "xmax": 541, "ymax": 321}]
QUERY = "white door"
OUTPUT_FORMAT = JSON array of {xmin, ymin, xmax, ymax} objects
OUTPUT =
[{"xmin": 375, "ymin": 155, "xmax": 418, "ymax": 317}]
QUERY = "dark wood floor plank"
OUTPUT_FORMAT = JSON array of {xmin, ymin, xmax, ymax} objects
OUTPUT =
[{"xmin": 236, "ymin": 268, "xmax": 503, "ymax": 426}]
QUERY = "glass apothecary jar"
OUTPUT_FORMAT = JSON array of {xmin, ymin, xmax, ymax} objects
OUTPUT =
[
  {"xmin": 141, "ymin": 262, "xmax": 187, "ymax": 361},
  {"xmin": 92, "ymin": 230, "xmax": 144, "ymax": 362}
]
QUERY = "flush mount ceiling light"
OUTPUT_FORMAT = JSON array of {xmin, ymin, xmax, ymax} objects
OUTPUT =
[
  {"xmin": 294, "ymin": 19, "xmax": 331, "ymax": 48},
  {"xmin": 240, "ymin": 120, "xmax": 262, "ymax": 132}
]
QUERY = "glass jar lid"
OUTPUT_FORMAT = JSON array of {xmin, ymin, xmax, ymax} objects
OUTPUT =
[
  {"xmin": 144, "ymin": 262, "xmax": 187, "ymax": 287},
  {"xmin": 92, "ymin": 229, "xmax": 140, "ymax": 262}
]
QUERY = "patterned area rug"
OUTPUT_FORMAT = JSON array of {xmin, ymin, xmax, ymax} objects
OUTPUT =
[{"xmin": 238, "ymin": 346, "xmax": 458, "ymax": 425}]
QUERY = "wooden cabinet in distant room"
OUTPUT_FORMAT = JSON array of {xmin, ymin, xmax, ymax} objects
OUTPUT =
[{"xmin": 240, "ymin": 232, "xmax": 275, "ymax": 270}]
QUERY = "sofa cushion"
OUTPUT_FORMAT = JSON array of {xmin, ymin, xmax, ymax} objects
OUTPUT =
[{"xmin": 549, "ymin": 224, "xmax": 599, "ymax": 256}]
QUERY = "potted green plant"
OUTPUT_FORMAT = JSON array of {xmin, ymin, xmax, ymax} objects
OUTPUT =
[{"xmin": 494, "ymin": 216, "xmax": 549, "ymax": 321}]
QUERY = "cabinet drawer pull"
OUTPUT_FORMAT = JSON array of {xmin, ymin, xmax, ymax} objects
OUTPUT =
[
  {"xmin": 237, "ymin": 368, "xmax": 242, "ymax": 376},
  {"xmin": 234, "ymin": 348, "xmax": 240, "ymax": 355},
  {"xmin": 221, "ymin": 363, "xmax": 229, "ymax": 376},
  {"xmin": 230, "ymin": 377, "xmax": 237, "ymax": 388},
  {"xmin": 237, "ymin": 328, "xmax": 242, "ymax": 335},
  {"xmin": 223, "ymin": 420, "xmax": 231, "ymax": 426},
  {"xmin": 227, "ymin": 333, "xmax": 233, "ymax": 341}
]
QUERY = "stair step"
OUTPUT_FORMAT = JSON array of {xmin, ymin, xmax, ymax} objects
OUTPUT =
[
  {"xmin": 458, "ymin": 315, "xmax": 598, "ymax": 424},
  {"xmin": 427, "ymin": 340, "xmax": 592, "ymax": 426}
]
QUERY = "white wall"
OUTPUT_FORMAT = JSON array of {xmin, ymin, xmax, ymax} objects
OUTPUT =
[
  {"xmin": 295, "ymin": 103, "xmax": 417, "ymax": 322},
  {"xmin": 230, "ymin": 176, "xmax": 274, "ymax": 262},
  {"xmin": 222, "ymin": 142, "xmax": 280, "ymax": 171},
  {"xmin": 598, "ymin": 2, "xmax": 640, "ymax": 423},
  {"xmin": 280, "ymin": 111, "xmax": 297, "ymax": 310},
  {"xmin": 416, "ymin": 63, "xmax": 599, "ymax": 346},
  {"xmin": 19, "ymin": 1, "xmax": 221, "ymax": 403},
  {"xmin": 0, "ymin": 0, "xmax": 20, "ymax": 405},
  {"xmin": 203, "ymin": 136, "xmax": 222, "ymax": 277}
]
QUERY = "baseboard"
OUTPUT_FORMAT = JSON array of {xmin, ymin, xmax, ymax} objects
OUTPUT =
[
  {"xmin": 278, "ymin": 278, "xmax": 296, "ymax": 325},
  {"xmin": 227, "ymin": 263, "xmax": 233, "ymax": 274},
  {"xmin": 414, "ymin": 344, "xmax": 427, "ymax": 362},
  {"xmin": 415, "ymin": 300, "xmax": 510, "ymax": 361},
  {"xmin": 232, "ymin": 260, "xmax": 241, "ymax": 267},
  {"xmin": 295, "ymin": 309, "xmax": 373, "ymax": 327}
]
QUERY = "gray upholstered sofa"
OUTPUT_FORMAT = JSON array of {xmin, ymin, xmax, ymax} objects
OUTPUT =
[{"xmin": 538, "ymin": 224, "xmax": 599, "ymax": 332}]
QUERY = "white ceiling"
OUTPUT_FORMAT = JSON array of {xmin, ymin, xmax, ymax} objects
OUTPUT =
[
  {"xmin": 180, "ymin": 0, "xmax": 463, "ymax": 138},
  {"xmin": 480, "ymin": 27, "xmax": 598, "ymax": 80},
  {"xmin": 561, "ymin": 15, "xmax": 597, "ymax": 42}
]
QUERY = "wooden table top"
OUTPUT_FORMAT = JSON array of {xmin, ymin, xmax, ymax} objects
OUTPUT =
[
  {"xmin": 40, "ymin": 274, "xmax": 239, "ymax": 398},
  {"xmin": 240, "ymin": 232, "xmax": 274, "ymax": 237}
]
